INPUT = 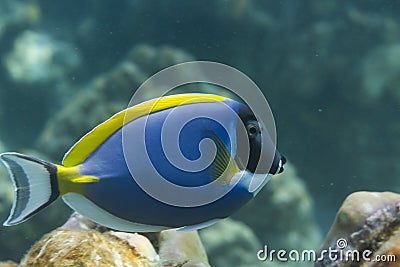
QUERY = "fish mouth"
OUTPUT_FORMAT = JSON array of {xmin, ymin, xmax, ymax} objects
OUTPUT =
[
  {"xmin": 278, "ymin": 155, "xmax": 286, "ymax": 174},
  {"xmin": 234, "ymin": 152, "xmax": 286, "ymax": 175}
]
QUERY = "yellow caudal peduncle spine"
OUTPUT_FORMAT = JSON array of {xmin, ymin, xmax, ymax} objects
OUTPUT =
[{"xmin": 56, "ymin": 165, "xmax": 99, "ymax": 195}]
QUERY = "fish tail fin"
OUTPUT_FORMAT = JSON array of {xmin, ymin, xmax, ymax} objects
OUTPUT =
[{"xmin": 0, "ymin": 152, "xmax": 59, "ymax": 226}]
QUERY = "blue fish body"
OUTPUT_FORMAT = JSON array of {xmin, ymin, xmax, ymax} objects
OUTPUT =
[
  {"xmin": 79, "ymin": 101, "xmax": 251, "ymax": 227},
  {"xmin": 0, "ymin": 94, "xmax": 285, "ymax": 232}
]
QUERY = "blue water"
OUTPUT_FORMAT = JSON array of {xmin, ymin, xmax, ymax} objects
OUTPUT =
[{"xmin": 0, "ymin": 1, "xmax": 399, "ymax": 265}]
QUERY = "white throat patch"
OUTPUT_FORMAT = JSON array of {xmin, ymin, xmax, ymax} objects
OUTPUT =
[{"xmin": 248, "ymin": 173, "xmax": 272, "ymax": 196}]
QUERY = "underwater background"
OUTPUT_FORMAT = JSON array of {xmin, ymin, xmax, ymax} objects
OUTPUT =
[{"xmin": 0, "ymin": 1, "xmax": 400, "ymax": 266}]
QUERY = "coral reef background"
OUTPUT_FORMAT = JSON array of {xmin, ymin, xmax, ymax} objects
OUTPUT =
[{"xmin": 0, "ymin": 1, "xmax": 400, "ymax": 266}]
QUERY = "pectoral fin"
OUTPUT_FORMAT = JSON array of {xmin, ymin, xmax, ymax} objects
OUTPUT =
[{"xmin": 209, "ymin": 132, "xmax": 239, "ymax": 185}]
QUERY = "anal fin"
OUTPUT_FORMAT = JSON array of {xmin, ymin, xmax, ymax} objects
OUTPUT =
[
  {"xmin": 62, "ymin": 193, "xmax": 169, "ymax": 232},
  {"xmin": 177, "ymin": 219, "xmax": 220, "ymax": 232}
]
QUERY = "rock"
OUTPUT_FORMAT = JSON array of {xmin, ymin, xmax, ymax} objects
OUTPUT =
[
  {"xmin": 368, "ymin": 234, "xmax": 400, "ymax": 267},
  {"xmin": 0, "ymin": 261, "xmax": 18, "ymax": 267},
  {"xmin": 316, "ymin": 191, "xmax": 400, "ymax": 267},
  {"xmin": 21, "ymin": 229, "xmax": 158, "ymax": 267},
  {"xmin": 16, "ymin": 212, "xmax": 210, "ymax": 267},
  {"xmin": 4, "ymin": 30, "xmax": 80, "ymax": 84},
  {"xmin": 129, "ymin": 44, "xmax": 194, "ymax": 77},
  {"xmin": 362, "ymin": 44, "xmax": 400, "ymax": 100},
  {"xmin": 110, "ymin": 231, "xmax": 159, "ymax": 263},
  {"xmin": 0, "ymin": 0, "xmax": 39, "ymax": 38},
  {"xmin": 20, "ymin": 227, "xmax": 210, "ymax": 267},
  {"xmin": 200, "ymin": 218, "xmax": 264, "ymax": 267},
  {"xmin": 60, "ymin": 212, "xmax": 102, "ymax": 231},
  {"xmin": 158, "ymin": 230, "xmax": 209, "ymax": 267},
  {"xmin": 0, "ymin": 201, "xmax": 70, "ymax": 264}
]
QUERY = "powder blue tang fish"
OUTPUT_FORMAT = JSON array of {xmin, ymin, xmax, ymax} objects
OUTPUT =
[{"xmin": 0, "ymin": 93, "xmax": 285, "ymax": 232}]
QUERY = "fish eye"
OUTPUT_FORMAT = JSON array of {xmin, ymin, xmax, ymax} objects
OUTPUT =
[{"xmin": 246, "ymin": 122, "xmax": 259, "ymax": 138}]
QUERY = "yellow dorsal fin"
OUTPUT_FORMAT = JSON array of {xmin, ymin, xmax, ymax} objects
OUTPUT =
[{"xmin": 62, "ymin": 93, "xmax": 226, "ymax": 167}]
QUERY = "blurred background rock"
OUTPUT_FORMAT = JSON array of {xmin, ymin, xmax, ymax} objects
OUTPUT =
[{"xmin": 0, "ymin": 0, "xmax": 400, "ymax": 265}]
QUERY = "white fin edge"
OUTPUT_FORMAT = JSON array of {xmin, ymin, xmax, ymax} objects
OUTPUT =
[
  {"xmin": 62, "ymin": 193, "xmax": 170, "ymax": 232},
  {"xmin": 177, "ymin": 218, "xmax": 220, "ymax": 232}
]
